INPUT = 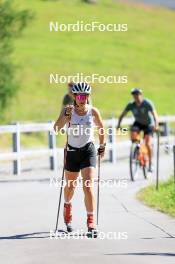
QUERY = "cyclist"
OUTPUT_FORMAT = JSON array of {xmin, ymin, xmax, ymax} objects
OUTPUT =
[
  {"xmin": 54, "ymin": 82, "xmax": 106, "ymax": 236},
  {"xmin": 62, "ymin": 82, "xmax": 74, "ymax": 107},
  {"xmin": 117, "ymin": 88, "xmax": 159, "ymax": 172}
]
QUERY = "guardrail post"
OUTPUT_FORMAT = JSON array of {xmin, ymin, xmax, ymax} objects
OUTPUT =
[
  {"xmin": 159, "ymin": 119, "xmax": 170, "ymax": 154},
  {"xmin": 108, "ymin": 118, "xmax": 117, "ymax": 163},
  {"xmin": 108, "ymin": 125, "xmax": 113, "ymax": 163},
  {"xmin": 48, "ymin": 121, "xmax": 57, "ymax": 171},
  {"xmin": 156, "ymin": 131, "xmax": 160, "ymax": 190},
  {"xmin": 173, "ymin": 145, "xmax": 175, "ymax": 190},
  {"xmin": 12, "ymin": 122, "xmax": 21, "ymax": 175}
]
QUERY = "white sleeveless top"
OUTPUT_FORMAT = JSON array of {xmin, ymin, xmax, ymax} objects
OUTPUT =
[{"xmin": 67, "ymin": 105, "xmax": 94, "ymax": 148}]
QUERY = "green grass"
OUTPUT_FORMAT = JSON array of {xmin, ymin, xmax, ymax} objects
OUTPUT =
[
  {"xmin": 2, "ymin": 0, "xmax": 175, "ymax": 124},
  {"xmin": 137, "ymin": 177, "xmax": 175, "ymax": 217}
]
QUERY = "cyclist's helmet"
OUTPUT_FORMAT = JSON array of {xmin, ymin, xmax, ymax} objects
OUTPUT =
[
  {"xmin": 72, "ymin": 82, "xmax": 91, "ymax": 94},
  {"xmin": 131, "ymin": 88, "xmax": 142, "ymax": 95}
]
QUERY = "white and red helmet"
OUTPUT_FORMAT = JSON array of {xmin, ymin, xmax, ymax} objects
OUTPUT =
[{"xmin": 72, "ymin": 82, "xmax": 91, "ymax": 94}]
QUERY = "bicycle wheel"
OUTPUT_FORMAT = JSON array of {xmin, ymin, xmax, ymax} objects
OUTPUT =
[{"xmin": 130, "ymin": 143, "xmax": 139, "ymax": 181}]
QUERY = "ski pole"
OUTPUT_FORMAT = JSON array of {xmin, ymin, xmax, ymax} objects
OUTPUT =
[
  {"xmin": 55, "ymin": 123, "xmax": 70, "ymax": 232},
  {"xmin": 97, "ymin": 154, "xmax": 101, "ymax": 226},
  {"xmin": 55, "ymin": 147, "xmax": 66, "ymax": 232}
]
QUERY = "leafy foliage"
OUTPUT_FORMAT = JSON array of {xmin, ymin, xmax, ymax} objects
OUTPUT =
[{"xmin": 0, "ymin": 0, "xmax": 32, "ymax": 118}]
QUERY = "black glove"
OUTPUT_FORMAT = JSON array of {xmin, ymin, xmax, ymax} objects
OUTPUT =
[
  {"xmin": 64, "ymin": 105, "xmax": 74, "ymax": 117},
  {"xmin": 97, "ymin": 144, "xmax": 106, "ymax": 156}
]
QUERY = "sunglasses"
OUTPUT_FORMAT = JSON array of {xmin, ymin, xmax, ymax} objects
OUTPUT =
[{"xmin": 75, "ymin": 94, "xmax": 88, "ymax": 101}]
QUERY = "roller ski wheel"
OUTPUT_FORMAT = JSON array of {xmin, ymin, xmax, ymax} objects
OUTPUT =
[
  {"xmin": 66, "ymin": 223, "xmax": 73, "ymax": 233},
  {"xmin": 87, "ymin": 228, "xmax": 98, "ymax": 238}
]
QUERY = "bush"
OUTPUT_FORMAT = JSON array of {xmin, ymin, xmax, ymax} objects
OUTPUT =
[{"xmin": 0, "ymin": 0, "xmax": 32, "ymax": 119}]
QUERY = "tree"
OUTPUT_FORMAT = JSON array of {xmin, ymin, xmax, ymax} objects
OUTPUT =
[{"xmin": 0, "ymin": 0, "xmax": 32, "ymax": 118}]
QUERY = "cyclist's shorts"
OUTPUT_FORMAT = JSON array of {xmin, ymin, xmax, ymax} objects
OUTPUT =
[
  {"xmin": 65, "ymin": 142, "xmax": 96, "ymax": 172},
  {"xmin": 131, "ymin": 121, "xmax": 154, "ymax": 136}
]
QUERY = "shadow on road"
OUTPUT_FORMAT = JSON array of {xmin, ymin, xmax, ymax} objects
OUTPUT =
[
  {"xmin": 0, "ymin": 230, "xmax": 93, "ymax": 240},
  {"xmin": 105, "ymin": 252, "xmax": 175, "ymax": 257},
  {"xmin": 0, "ymin": 231, "xmax": 50, "ymax": 240}
]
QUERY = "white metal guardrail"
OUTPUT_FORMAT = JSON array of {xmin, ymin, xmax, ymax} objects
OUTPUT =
[{"xmin": 0, "ymin": 116, "xmax": 175, "ymax": 175}]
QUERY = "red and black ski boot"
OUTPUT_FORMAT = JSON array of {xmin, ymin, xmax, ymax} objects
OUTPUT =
[
  {"xmin": 87, "ymin": 214, "xmax": 98, "ymax": 238},
  {"xmin": 64, "ymin": 203, "xmax": 73, "ymax": 233}
]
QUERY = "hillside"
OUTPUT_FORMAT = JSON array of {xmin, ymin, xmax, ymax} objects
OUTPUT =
[{"xmin": 3, "ymin": 0, "xmax": 175, "ymax": 123}]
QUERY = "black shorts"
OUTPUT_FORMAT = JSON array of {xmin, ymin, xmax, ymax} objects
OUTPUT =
[
  {"xmin": 131, "ymin": 121, "xmax": 154, "ymax": 136},
  {"xmin": 65, "ymin": 142, "xmax": 97, "ymax": 172}
]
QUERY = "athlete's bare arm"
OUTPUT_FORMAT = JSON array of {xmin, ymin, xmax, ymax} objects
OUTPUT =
[
  {"xmin": 92, "ymin": 107, "xmax": 105, "ymax": 145},
  {"xmin": 152, "ymin": 109, "xmax": 159, "ymax": 131},
  {"xmin": 54, "ymin": 105, "xmax": 73, "ymax": 133},
  {"xmin": 117, "ymin": 110, "xmax": 128, "ymax": 129}
]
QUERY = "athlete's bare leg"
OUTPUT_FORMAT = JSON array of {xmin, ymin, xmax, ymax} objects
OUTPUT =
[
  {"xmin": 81, "ymin": 167, "xmax": 95, "ymax": 213},
  {"xmin": 144, "ymin": 134, "xmax": 153, "ymax": 168},
  {"xmin": 64, "ymin": 170, "xmax": 79, "ymax": 203},
  {"xmin": 130, "ymin": 130, "xmax": 140, "ymax": 142}
]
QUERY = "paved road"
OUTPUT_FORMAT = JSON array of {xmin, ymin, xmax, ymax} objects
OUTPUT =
[
  {"xmin": 130, "ymin": 0, "xmax": 175, "ymax": 9},
  {"xmin": 0, "ymin": 150, "xmax": 175, "ymax": 264}
]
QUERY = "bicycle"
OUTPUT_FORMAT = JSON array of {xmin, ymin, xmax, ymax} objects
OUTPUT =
[{"xmin": 129, "ymin": 131, "xmax": 148, "ymax": 181}]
